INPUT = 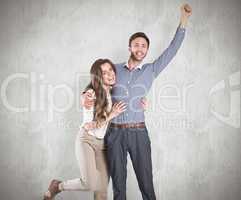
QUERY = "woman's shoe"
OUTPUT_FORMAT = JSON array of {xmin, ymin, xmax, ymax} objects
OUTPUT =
[{"xmin": 43, "ymin": 179, "xmax": 62, "ymax": 200}]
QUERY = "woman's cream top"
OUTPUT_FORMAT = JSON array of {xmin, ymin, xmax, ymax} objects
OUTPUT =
[{"xmin": 80, "ymin": 89, "xmax": 112, "ymax": 139}]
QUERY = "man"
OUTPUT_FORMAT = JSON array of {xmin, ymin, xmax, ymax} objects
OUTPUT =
[{"xmin": 83, "ymin": 4, "xmax": 192, "ymax": 200}]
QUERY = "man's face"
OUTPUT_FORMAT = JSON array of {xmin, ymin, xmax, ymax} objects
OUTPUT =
[{"xmin": 129, "ymin": 37, "xmax": 149, "ymax": 62}]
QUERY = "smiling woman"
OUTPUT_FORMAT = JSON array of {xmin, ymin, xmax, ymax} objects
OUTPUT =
[
  {"xmin": 43, "ymin": 58, "xmax": 126, "ymax": 200},
  {"xmin": 101, "ymin": 62, "xmax": 116, "ymax": 87},
  {"xmin": 86, "ymin": 59, "xmax": 118, "ymax": 127}
]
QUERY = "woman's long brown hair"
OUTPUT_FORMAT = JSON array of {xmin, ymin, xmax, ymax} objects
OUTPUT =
[{"xmin": 84, "ymin": 59, "xmax": 116, "ymax": 126}]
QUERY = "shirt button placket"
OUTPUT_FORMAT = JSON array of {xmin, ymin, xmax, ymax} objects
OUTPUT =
[{"xmin": 126, "ymin": 72, "xmax": 131, "ymax": 121}]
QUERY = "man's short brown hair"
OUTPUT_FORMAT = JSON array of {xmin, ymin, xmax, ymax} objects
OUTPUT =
[{"xmin": 129, "ymin": 32, "xmax": 150, "ymax": 47}]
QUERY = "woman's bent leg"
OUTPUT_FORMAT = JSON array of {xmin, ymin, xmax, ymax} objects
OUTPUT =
[{"xmin": 60, "ymin": 130, "xmax": 103, "ymax": 191}]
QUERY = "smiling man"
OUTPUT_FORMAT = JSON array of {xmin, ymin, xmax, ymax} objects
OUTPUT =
[{"xmin": 83, "ymin": 4, "xmax": 192, "ymax": 200}]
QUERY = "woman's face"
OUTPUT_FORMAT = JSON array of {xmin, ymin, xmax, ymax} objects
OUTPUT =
[{"xmin": 100, "ymin": 62, "xmax": 116, "ymax": 87}]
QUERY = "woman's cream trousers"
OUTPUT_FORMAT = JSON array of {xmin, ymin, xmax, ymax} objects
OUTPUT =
[{"xmin": 60, "ymin": 128, "xmax": 109, "ymax": 200}]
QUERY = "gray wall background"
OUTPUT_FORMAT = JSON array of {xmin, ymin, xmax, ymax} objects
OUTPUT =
[{"xmin": 0, "ymin": 0, "xmax": 240, "ymax": 199}]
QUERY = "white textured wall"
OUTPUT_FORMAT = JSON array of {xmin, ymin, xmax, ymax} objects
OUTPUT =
[{"xmin": 0, "ymin": 0, "xmax": 240, "ymax": 200}]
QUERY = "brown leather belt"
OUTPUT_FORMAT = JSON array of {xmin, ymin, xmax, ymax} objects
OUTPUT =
[{"xmin": 110, "ymin": 122, "xmax": 146, "ymax": 129}]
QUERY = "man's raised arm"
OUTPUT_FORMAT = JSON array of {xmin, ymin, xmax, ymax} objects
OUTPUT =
[{"xmin": 152, "ymin": 3, "xmax": 192, "ymax": 78}]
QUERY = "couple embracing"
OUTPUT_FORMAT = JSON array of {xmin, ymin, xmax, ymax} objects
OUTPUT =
[{"xmin": 43, "ymin": 4, "xmax": 192, "ymax": 200}]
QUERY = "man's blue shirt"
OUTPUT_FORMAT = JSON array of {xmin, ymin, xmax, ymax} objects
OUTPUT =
[{"xmin": 111, "ymin": 26, "xmax": 186, "ymax": 124}]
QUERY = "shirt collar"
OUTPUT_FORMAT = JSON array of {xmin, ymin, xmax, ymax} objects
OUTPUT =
[{"xmin": 123, "ymin": 60, "xmax": 144, "ymax": 70}]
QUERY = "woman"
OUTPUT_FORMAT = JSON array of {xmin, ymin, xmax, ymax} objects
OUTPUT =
[
  {"xmin": 43, "ymin": 59, "xmax": 126, "ymax": 200},
  {"xmin": 43, "ymin": 58, "xmax": 147, "ymax": 200}
]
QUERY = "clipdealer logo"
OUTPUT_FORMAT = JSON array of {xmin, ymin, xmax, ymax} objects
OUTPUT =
[
  {"xmin": 1, "ymin": 71, "xmax": 240, "ymax": 129},
  {"xmin": 0, "ymin": 72, "xmax": 89, "ymax": 122},
  {"xmin": 209, "ymin": 71, "xmax": 240, "ymax": 128}
]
